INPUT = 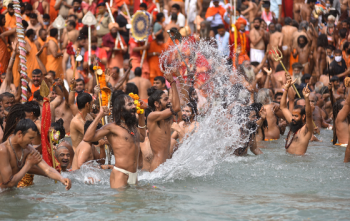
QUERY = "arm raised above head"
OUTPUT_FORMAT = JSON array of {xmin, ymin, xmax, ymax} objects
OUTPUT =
[
  {"xmin": 280, "ymin": 79, "xmax": 296, "ymax": 123},
  {"xmin": 84, "ymin": 107, "xmax": 111, "ymax": 142}
]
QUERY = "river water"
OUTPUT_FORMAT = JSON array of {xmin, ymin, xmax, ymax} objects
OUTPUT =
[{"xmin": 1, "ymin": 129, "xmax": 349, "ymax": 220}]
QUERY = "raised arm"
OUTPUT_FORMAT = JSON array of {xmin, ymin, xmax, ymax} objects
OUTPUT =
[
  {"xmin": 302, "ymin": 84, "xmax": 314, "ymax": 137},
  {"xmin": 84, "ymin": 107, "xmax": 111, "ymax": 143},
  {"xmin": 114, "ymin": 59, "xmax": 132, "ymax": 90},
  {"xmin": 280, "ymin": 79, "xmax": 296, "ymax": 123},
  {"xmin": 335, "ymin": 87, "xmax": 350, "ymax": 122},
  {"xmin": 0, "ymin": 41, "xmax": 17, "ymax": 92},
  {"xmin": 36, "ymin": 45, "xmax": 48, "ymax": 75},
  {"xmin": 68, "ymin": 79, "xmax": 79, "ymax": 116}
]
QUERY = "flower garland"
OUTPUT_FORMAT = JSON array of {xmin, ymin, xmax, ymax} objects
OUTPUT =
[{"xmin": 129, "ymin": 93, "xmax": 144, "ymax": 114}]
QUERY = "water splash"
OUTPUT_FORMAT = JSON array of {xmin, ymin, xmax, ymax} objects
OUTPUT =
[{"xmin": 140, "ymin": 38, "xmax": 254, "ymax": 183}]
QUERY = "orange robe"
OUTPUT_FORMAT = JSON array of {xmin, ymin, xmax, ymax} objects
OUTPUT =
[
  {"xmin": 37, "ymin": 38, "xmax": 48, "ymax": 66},
  {"xmin": 45, "ymin": 36, "xmax": 63, "ymax": 79},
  {"xmin": 147, "ymin": 40, "xmax": 166, "ymax": 84},
  {"xmin": 12, "ymin": 55, "xmax": 20, "ymax": 87},
  {"xmin": 205, "ymin": 6, "xmax": 227, "ymax": 28},
  {"xmin": 49, "ymin": 0, "xmax": 58, "ymax": 23},
  {"xmin": 129, "ymin": 37, "xmax": 152, "ymax": 79},
  {"xmin": 29, "ymin": 84, "xmax": 40, "ymax": 101},
  {"xmin": 4, "ymin": 14, "xmax": 16, "ymax": 29},
  {"xmin": 0, "ymin": 27, "xmax": 10, "ymax": 72},
  {"xmin": 25, "ymin": 37, "xmax": 40, "ymax": 79}
]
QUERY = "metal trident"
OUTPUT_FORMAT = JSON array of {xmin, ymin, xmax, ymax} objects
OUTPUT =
[{"xmin": 271, "ymin": 47, "xmax": 301, "ymax": 98}]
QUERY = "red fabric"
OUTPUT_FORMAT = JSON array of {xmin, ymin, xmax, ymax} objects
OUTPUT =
[
  {"xmin": 84, "ymin": 48, "xmax": 108, "ymax": 70},
  {"xmin": 283, "ymin": 0, "xmax": 293, "ymax": 19},
  {"xmin": 41, "ymin": 97, "xmax": 60, "ymax": 171}
]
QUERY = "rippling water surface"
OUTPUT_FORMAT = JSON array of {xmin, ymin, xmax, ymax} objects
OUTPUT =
[{"xmin": 1, "ymin": 129, "xmax": 349, "ymax": 221}]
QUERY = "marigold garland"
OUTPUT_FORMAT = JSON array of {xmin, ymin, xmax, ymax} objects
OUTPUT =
[{"xmin": 129, "ymin": 93, "xmax": 144, "ymax": 114}]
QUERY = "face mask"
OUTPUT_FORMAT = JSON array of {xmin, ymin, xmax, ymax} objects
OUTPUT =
[
  {"xmin": 91, "ymin": 45, "xmax": 97, "ymax": 50},
  {"xmin": 44, "ymin": 21, "xmax": 49, "ymax": 25},
  {"xmin": 335, "ymin": 56, "xmax": 342, "ymax": 62},
  {"xmin": 34, "ymin": 35, "xmax": 37, "ymax": 40}
]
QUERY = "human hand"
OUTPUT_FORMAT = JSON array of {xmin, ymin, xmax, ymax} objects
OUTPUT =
[
  {"xmin": 99, "ymin": 106, "xmax": 110, "ymax": 117},
  {"xmin": 263, "ymin": 67, "xmax": 272, "ymax": 76},
  {"xmin": 259, "ymin": 106, "xmax": 267, "ymax": 119},
  {"xmin": 11, "ymin": 38, "xmax": 18, "ymax": 51},
  {"xmin": 128, "ymin": 58, "xmax": 133, "ymax": 69},
  {"xmin": 26, "ymin": 150, "xmax": 42, "ymax": 166},
  {"xmin": 94, "ymin": 85, "xmax": 100, "ymax": 94},
  {"xmin": 98, "ymin": 139, "xmax": 106, "ymax": 148},
  {"xmin": 69, "ymin": 78, "xmax": 76, "ymax": 90},
  {"xmin": 61, "ymin": 178, "xmax": 71, "ymax": 190},
  {"xmin": 302, "ymin": 83, "xmax": 310, "ymax": 98},
  {"xmin": 273, "ymin": 103, "xmax": 280, "ymax": 113},
  {"xmin": 283, "ymin": 79, "xmax": 296, "ymax": 90}
]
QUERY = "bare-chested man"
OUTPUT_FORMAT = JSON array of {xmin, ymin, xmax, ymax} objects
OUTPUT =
[
  {"xmin": 84, "ymin": 94, "xmax": 146, "ymax": 188},
  {"xmin": 249, "ymin": 18, "xmax": 266, "ymax": 63},
  {"xmin": 62, "ymin": 20, "xmax": 79, "ymax": 49},
  {"xmin": 24, "ymin": 101, "xmax": 41, "ymax": 149},
  {"xmin": 69, "ymin": 92, "xmax": 93, "ymax": 152},
  {"xmin": 300, "ymin": 0, "xmax": 316, "ymax": 23},
  {"xmin": 335, "ymin": 90, "xmax": 350, "ymax": 146},
  {"xmin": 292, "ymin": 35, "xmax": 311, "ymax": 74},
  {"xmin": 147, "ymin": 71, "xmax": 181, "ymax": 172},
  {"xmin": 268, "ymin": 24, "xmax": 283, "ymax": 69},
  {"xmin": 0, "ymin": 119, "xmax": 71, "ymax": 190},
  {"xmin": 309, "ymin": 93, "xmax": 331, "ymax": 129},
  {"xmin": 281, "ymin": 17, "xmax": 298, "ymax": 67},
  {"xmin": 280, "ymin": 80, "xmax": 314, "ymax": 155},
  {"xmin": 170, "ymin": 103, "xmax": 199, "ymax": 155},
  {"xmin": 71, "ymin": 120, "xmax": 106, "ymax": 170},
  {"xmin": 128, "ymin": 67, "xmax": 152, "ymax": 101},
  {"xmin": 315, "ymin": 34, "xmax": 328, "ymax": 79},
  {"xmin": 293, "ymin": 0, "xmax": 305, "ymax": 23},
  {"xmin": 256, "ymin": 89, "xmax": 283, "ymax": 140},
  {"xmin": 28, "ymin": 13, "xmax": 42, "ymax": 36},
  {"xmin": 241, "ymin": 0, "xmax": 258, "ymax": 23},
  {"xmin": 68, "ymin": 0, "xmax": 87, "ymax": 20}
]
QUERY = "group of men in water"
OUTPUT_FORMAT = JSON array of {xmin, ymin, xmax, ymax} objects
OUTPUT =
[{"xmin": 1, "ymin": 0, "xmax": 350, "ymax": 191}]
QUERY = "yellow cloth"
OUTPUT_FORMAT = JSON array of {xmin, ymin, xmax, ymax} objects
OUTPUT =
[
  {"xmin": 45, "ymin": 36, "xmax": 63, "ymax": 79},
  {"xmin": 17, "ymin": 174, "xmax": 34, "ymax": 188}
]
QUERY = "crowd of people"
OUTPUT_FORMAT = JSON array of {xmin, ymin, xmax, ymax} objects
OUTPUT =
[{"xmin": 0, "ymin": 0, "xmax": 350, "ymax": 191}]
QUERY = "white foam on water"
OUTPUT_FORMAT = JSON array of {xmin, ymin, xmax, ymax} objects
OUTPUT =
[{"xmin": 140, "ymin": 39, "xmax": 254, "ymax": 183}]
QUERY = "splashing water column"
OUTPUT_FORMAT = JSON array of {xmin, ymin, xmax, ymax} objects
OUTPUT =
[{"xmin": 13, "ymin": 0, "xmax": 28, "ymax": 103}]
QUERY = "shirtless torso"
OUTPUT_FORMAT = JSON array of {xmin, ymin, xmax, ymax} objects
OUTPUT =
[
  {"xmin": 242, "ymin": 1, "xmax": 258, "ymax": 23},
  {"xmin": 335, "ymin": 96, "xmax": 350, "ymax": 144},
  {"xmin": 70, "ymin": 113, "xmax": 93, "ymax": 151},
  {"xmin": 250, "ymin": 27, "xmax": 265, "ymax": 51},
  {"xmin": 83, "ymin": 105, "xmax": 146, "ymax": 188},
  {"xmin": 281, "ymin": 25, "xmax": 298, "ymax": 66},
  {"xmin": 71, "ymin": 140, "xmax": 105, "ymax": 170},
  {"xmin": 268, "ymin": 31, "xmax": 283, "ymax": 69},
  {"xmin": 128, "ymin": 77, "xmax": 152, "ymax": 100},
  {"xmin": 263, "ymin": 103, "xmax": 281, "ymax": 140}
]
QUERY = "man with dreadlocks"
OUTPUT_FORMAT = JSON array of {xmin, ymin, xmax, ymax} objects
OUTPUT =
[
  {"xmin": 280, "ymin": 79, "xmax": 314, "ymax": 155},
  {"xmin": 147, "ymin": 71, "xmax": 181, "ymax": 172},
  {"xmin": 0, "ymin": 119, "xmax": 71, "ymax": 190},
  {"xmin": 170, "ymin": 103, "xmax": 199, "ymax": 155},
  {"xmin": 84, "ymin": 94, "xmax": 146, "ymax": 188}
]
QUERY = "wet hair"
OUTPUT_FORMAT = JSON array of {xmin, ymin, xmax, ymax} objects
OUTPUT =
[
  {"xmin": 33, "ymin": 90, "xmax": 43, "ymax": 101},
  {"xmin": 76, "ymin": 93, "xmax": 92, "ymax": 109},
  {"xmin": 13, "ymin": 119, "xmax": 38, "ymax": 135},
  {"xmin": 285, "ymin": 17, "xmax": 292, "ymax": 25},
  {"xmin": 148, "ymin": 87, "xmax": 165, "ymax": 111},
  {"xmin": 185, "ymin": 102, "xmax": 197, "ymax": 116},
  {"xmin": 51, "ymin": 118, "xmax": 65, "ymax": 139},
  {"xmin": 111, "ymin": 90, "xmax": 126, "ymax": 108},
  {"xmin": 275, "ymin": 64, "xmax": 284, "ymax": 72},
  {"xmin": 24, "ymin": 101, "xmax": 41, "ymax": 117},
  {"xmin": 50, "ymin": 28, "xmax": 58, "ymax": 37},
  {"xmin": 135, "ymin": 67, "xmax": 142, "ymax": 77},
  {"xmin": 112, "ymin": 94, "xmax": 130, "ymax": 124},
  {"xmin": 25, "ymin": 29, "xmax": 35, "ymax": 38},
  {"xmin": 125, "ymin": 83, "xmax": 139, "ymax": 95},
  {"xmin": 256, "ymin": 88, "xmax": 271, "ymax": 105},
  {"xmin": 156, "ymin": 12, "xmax": 164, "ymax": 21},
  {"xmin": 339, "ymin": 28, "xmax": 347, "ymax": 39},
  {"xmin": 299, "ymin": 21, "xmax": 309, "ymax": 31},
  {"xmin": 154, "ymin": 76, "xmax": 166, "ymax": 84},
  {"xmin": 84, "ymin": 120, "xmax": 102, "ymax": 133},
  {"xmin": 293, "ymin": 105, "xmax": 306, "ymax": 117},
  {"xmin": 317, "ymin": 34, "xmax": 328, "ymax": 48},
  {"xmin": 68, "ymin": 20, "xmax": 76, "ymax": 28},
  {"xmin": 3, "ymin": 104, "xmax": 27, "ymax": 141},
  {"xmin": 172, "ymin": 3, "xmax": 180, "ymax": 10}
]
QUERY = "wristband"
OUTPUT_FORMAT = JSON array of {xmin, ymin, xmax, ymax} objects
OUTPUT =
[{"xmin": 169, "ymin": 80, "xmax": 176, "ymax": 85}]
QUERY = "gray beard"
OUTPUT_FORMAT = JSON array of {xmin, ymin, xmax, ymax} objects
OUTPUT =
[{"xmin": 243, "ymin": 66, "xmax": 255, "ymax": 83}]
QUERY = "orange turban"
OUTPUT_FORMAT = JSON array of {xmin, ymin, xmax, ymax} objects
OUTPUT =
[
  {"xmin": 235, "ymin": 17, "xmax": 247, "ymax": 28},
  {"xmin": 108, "ymin": 23, "xmax": 119, "ymax": 30}
]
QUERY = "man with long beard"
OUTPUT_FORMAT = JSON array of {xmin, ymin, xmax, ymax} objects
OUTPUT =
[
  {"xmin": 84, "ymin": 94, "xmax": 146, "ymax": 188},
  {"xmin": 170, "ymin": 103, "xmax": 199, "ymax": 155},
  {"xmin": 147, "ymin": 71, "xmax": 181, "ymax": 172},
  {"xmin": 280, "ymin": 80, "xmax": 314, "ymax": 155},
  {"xmin": 292, "ymin": 35, "xmax": 311, "ymax": 75}
]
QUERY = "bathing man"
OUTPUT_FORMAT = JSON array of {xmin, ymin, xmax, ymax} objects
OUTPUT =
[
  {"xmin": 280, "ymin": 80, "xmax": 314, "ymax": 155},
  {"xmin": 83, "ymin": 95, "xmax": 146, "ymax": 189}
]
